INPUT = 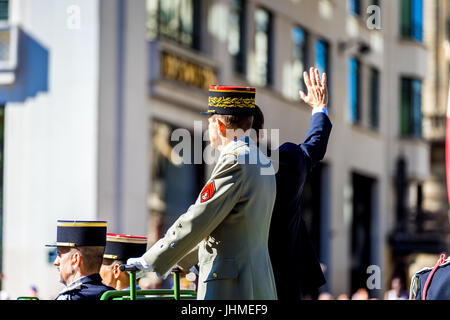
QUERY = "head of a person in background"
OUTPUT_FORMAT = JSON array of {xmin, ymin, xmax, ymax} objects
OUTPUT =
[
  {"xmin": 390, "ymin": 275, "xmax": 406, "ymax": 294},
  {"xmin": 202, "ymin": 85, "xmax": 255, "ymax": 151},
  {"xmin": 29, "ymin": 285, "xmax": 38, "ymax": 298},
  {"xmin": 100, "ymin": 234, "xmax": 148, "ymax": 290},
  {"xmin": 337, "ymin": 293, "xmax": 350, "ymax": 300},
  {"xmin": 351, "ymin": 288, "xmax": 369, "ymax": 300},
  {"xmin": 47, "ymin": 220, "xmax": 108, "ymax": 286},
  {"xmin": 318, "ymin": 292, "xmax": 334, "ymax": 300}
]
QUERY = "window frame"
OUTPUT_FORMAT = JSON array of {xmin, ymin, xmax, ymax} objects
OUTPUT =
[
  {"xmin": 253, "ymin": 6, "xmax": 274, "ymax": 87},
  {"xmin": 400, "ymin": 76, "xmax": 423, "ymax": 138},
  {"xmin": 348, "ymin": 57, "xmax": 362, "ymax": 124},
  {"xmin": 147, "ymin": 0, "xmax": 201, "ymax": 50}
]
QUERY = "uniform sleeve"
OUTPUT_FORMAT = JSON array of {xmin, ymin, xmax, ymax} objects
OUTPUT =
[
  {"xmin": 299, "ymin": 112, "xmax": 332, "ymax": 171},
  {"xmin": 177, "ymin": 246, "xmax": 199, "ymax": 270},
  {"xmin": 142, "ymin": 154, "xmax": 245, "ymax": 275}
]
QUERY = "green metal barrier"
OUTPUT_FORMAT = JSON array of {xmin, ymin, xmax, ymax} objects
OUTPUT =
[
  {"xmin": 100, "ymin": 266, "xmax": 197, "ymax": 301},
  {"xmin": 16, "ymin": 297, "xmax": 39, "ymax": 300}
]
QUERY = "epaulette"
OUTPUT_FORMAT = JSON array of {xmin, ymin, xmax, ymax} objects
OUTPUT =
[
  {"xmin": 414, "ymin": 266, "xmax": 434, "ymax": 276},
  {"xmin": 57, "ymin": 279, "xmax": 84, "ymax": 296},
  {"xmin": 409, "ymin": 266, "xmax": 433, "ymax": 299}
]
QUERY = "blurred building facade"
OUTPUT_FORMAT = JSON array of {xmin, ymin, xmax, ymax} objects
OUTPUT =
[
  {"xmin": 407, "ymin": 0, "xmax": 450, "ymax": 291},
  {"xmin": 422, "ymin": 0, "xmax": 450, "ymax": 242},
  {"xmin": 0, "ymin": 0, "xmax": 445, "ymax": 299}
]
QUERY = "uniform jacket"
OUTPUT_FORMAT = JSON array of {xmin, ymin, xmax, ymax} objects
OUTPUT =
[
  {"xmin": 143, "ymin": 136, "xmax": 278, "ymax": 300},
  {"xmin": 55, "ymin": 273, "xmax": 114, "ymax": 300},
  {"xmin": 410, "ymin": 258, "xmax": 450, "ymax": 300},
  {"xmin": 268, "ymin": 112, "xmax": 332, "ymax": 300}
]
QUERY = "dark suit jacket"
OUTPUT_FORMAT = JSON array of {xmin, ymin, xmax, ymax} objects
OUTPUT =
[{"xmin": 268, "ymin": 112, "xmax": 332, "ymax": 300}]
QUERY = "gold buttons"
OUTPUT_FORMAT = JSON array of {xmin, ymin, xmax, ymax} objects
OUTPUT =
[{"xmin": 213, "ymin": 273, "xmax": 218, "ymax": 279}]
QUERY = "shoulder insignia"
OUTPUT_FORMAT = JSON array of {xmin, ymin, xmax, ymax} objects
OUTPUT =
[
  {"xmin": 56, "ymin": 294, "xmax": 71, "ymax": 300},
  {"xmin": 409, "ymin": 275, "xmax": 420, "ymax": 300},
  {"xmin": 200, "ymin": 181, "xmax": 215, "ymax": 203},
  {"xmin": 57, "ymin": 279, "xmax": 84, "ymax": 296}
]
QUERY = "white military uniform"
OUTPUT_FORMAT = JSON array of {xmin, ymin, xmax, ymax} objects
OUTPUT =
[{"xmin": 142, "ymin": 136, "xmax": 278, "ymax": 300}]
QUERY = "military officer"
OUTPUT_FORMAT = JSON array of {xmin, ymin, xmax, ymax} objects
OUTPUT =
[
  {"xmin": 100, "ymin": 233, "xmax": 148, "ymax": 290},
  {"xmin": 127, "ymin": 85, "xmax": 278, "ymax": 300},
  {"xmin": 410, "ymin": 254, "xmax": 450, "ymax": 300},
  {"xmin": 46, "ymin": 220, "xmax": 115, "ymax": 300}
]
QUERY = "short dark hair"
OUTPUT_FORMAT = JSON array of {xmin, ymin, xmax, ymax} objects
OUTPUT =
[
  {"xmin": 215, "ymin": 114, "xmax": 254, "ymax": 131},
  {"xmin": 251, "ymin": 105, "xmax": 264, "ymax": 131},
  {"xmin": 77, "ymin": 246, "xmax": 105, "ymax": 273}
]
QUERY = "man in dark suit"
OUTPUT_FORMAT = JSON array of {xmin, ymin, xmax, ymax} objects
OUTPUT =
[{"xmin": 252, "ymin": 67, "xmax": 332, "ymax": 300}]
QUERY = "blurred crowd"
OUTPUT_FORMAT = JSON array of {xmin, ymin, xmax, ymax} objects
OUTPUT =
[
  {"xmin": 0, "ymin": 272, "xmax": 409, "ymax": 300},
  {"xmin": 315, "ymin": 276, "xmax": 408, "ymax": 300}
]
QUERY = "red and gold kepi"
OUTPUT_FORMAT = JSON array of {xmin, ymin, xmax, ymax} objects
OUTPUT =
[
  {"xmin": 103, "ymin": 233, "xmax": 148, "ymax": 261},
  {"xmin": 201, "ymin": 85, "xmax": 256, "ymax": 116}
]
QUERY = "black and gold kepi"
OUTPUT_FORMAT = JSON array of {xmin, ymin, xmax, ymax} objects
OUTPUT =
[
  {"xmin": 46, "ymin": 220, "xmax": 107, "ymax": 247},
  {"xmin": 103, "ymin": 233, "xmax": 148, "ymax": 261},
  {"xmin": 201, "ymin": 85, "xmax": 256, "ymax": 116}
]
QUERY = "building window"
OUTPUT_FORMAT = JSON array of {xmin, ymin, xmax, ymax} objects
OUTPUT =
[
  {"xmin": 349, "ymin": 0, "xmax": 362, "ymax": 16},
  {"xmin": 400, "ymin": 0, "xmax": 423, "ymax": 42},
  {"xmin": 254, "ymin": 7, "xmax": 273, "ymax": 87},
  {"xmin": 315, "ymin": 38, "xmax": 330, "ymax": 109},
  {"xmin": 146, "ymin": 0, "xmax": 201, "ymax": 49},
  {"xmin": 290, "ymin": 26, "xmax": 308, "ymax": 100},
  {"xmin": 300, "ymin": 163, "xmax": 329, "ymax": 299},
  {"xmin": 228, "ymin": 0, "xmax": 246, "ymax": 75},
  {"xmin": 400, "ymin": 77, "xmax": 422, "ymax": 138},
  {"xmin": 369, "ymin": 67, "xmax": 380, "ymax": 130},
  {"xmin": 348, "ymin": 57, "xmax": 361, "ymax": 124},
  {"xmin": 0, "ymin": 1, "xmax": 8, "ymax": 21},
  {"xmin": 351, "ymin": 173, "xmax": 377, "ymax": 298}
]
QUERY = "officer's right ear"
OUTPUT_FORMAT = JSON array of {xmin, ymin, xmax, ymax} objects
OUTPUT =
[
  {"xmin": 71, "ymin": 250, "xmax": 82, "ymax": 268},
  {"xmin": 112, "ymin": 262, "xmax": 122, "ymax": 279},
  {"xmin": 216, "ymin": 117, "xmax": 227, "ymax": 137}
]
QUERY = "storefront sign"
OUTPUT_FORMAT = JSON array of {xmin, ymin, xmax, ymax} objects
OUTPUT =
[{"xmin": 161, "ymin": 51, "xmax": 217, "ymax": 91}]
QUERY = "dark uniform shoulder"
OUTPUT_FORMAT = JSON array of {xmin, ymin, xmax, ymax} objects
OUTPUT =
[
  {"xmin": 56, "ymin": 274, "xmax": 115, "ymax": 300},
  {"xmin": 410, "ymin": 266, "xmax": 432, "ymax": 300},
  {"xmin": 410, "ymin": 256, "xmax": 450, "ymax": 300}
]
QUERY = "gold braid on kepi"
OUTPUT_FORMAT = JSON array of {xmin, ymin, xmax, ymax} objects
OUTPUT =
[
  {"xmin": 201, "ymin": 85, "xmax": 256, "ymax": 116},
  {"xmin": 45, "ymin": 220, "xmax": 108, "ymax": 248},
  {"xmin": 103, "ymin": 233, "xmax": 148, "ymax": 261}
]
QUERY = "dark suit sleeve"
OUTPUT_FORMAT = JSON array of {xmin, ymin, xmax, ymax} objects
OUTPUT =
[{"xmin": 299, "ymin": 112, "xmax": 332, "ymax": 171}]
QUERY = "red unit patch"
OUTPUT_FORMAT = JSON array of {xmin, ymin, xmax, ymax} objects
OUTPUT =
[{"xmin": 200, "ymin": 181, "xmax": 215, "ymax": 203}]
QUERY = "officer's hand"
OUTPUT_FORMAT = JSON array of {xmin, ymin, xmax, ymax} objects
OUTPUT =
[
  {"xmin": 173, "ymin": 265, "xmax": 188, "ymax": 276},
  {"xmin": 126, "ymin": 257, "xmax": 153, "ymax": 279},
  {"xmin": 126, "ymin": 257, "xmax": 151, "ymax": 271},
  {"xmin": 300, "ymin": 67, "xmax": 328, "ymax": 109}
]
